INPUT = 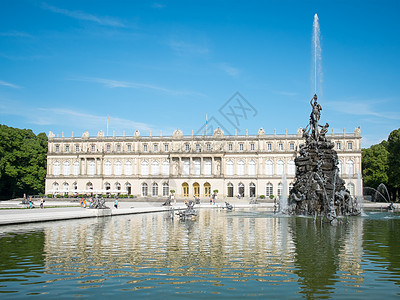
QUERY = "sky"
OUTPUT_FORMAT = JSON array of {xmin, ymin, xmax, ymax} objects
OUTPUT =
[{"xmin": 1, "ymin": 0, "xmax": 399, "ymax": 148}]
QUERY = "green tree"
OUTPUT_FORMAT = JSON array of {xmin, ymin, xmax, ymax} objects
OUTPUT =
[
  {"xmin": 362, "ymin": 142, "xmax": 389, "ymax": 189},
  {"xmin": 0, "ymin": 125, "xmax": 47, "ymax": 199},
  {"xmin": 387, "ymin": 128, "xmax": 400, "ymax": 201}
]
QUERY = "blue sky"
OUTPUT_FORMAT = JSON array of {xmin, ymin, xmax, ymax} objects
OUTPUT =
[{"xmin": 1, "ymin": 0, "xmax": 399, "ymax": 147}]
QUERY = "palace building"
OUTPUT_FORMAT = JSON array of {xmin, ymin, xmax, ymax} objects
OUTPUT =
[{"xmin": 45, "ymin": 127, "xmax": 362, "ymax": 199}]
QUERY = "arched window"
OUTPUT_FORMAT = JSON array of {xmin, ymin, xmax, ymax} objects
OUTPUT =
[
  {"xmin": 53, "ymin": 182, "xmax": 59, "ymax": 191},
  {"xmin": 265, "ymin": 160, "xmax": 273, "ymax": 176},
  {"xmin": 88, "ymin": 160, "xmax": 95, "ymax": 176},
  {"xmin": 142, "ymin": 183, "xmax": 148, "ymax": 196},
  {"xmin": 237, "ymin": 160, "xmax": 245, "ymax": 176},
  {"xmin": 238, "ymin": 183, "xmax": 245, "ymax": 197},
  {"xmin": 141, "ymin": 161, "xmax": 149, "ymax": 176},
  {"xmin": 288, "ymin": 160, "xmax": 296, "ymax": 175},
  {"xmin": 152, "ymin": 160, "xmax": 159, "ymax": 176},
  {"xmin": 73, "ymin": 182, "xmax": 78, "ymax": 191},
  {"xmin": 194, "ymin": 159, "xmax": 201, "ymax": 175},
  {"xmin": 346, "ymin": 160, "xmax": 354, "ymax": 177},
  {"xmin": 104, "ymin": 182, "xmax": 111, "ymax": 191},
  {"xmin": 125, "ymin": 182, "xmax": 132, "ymax": 195},
  {"xmin": 152, "ymin": 183, "xmax": 158, "ymax": 196},
  {"xmin": 125, "ymin": 161, "xmax": 132, "ymax": 176},
  {"xmin": 162, "ymin": 161, "xmax": 170, "ymax": 176},
  {"xmin": 277, "ymin": 183, "xmax": 283, "ymax": 196},
  {"xmin": 63, "ymin": 161, "xmax": 70, "ymax": 176},
  {"xmin": 226, "ymin": 160, "xmax": 234, "ymax": 176},
  {"xmin": 227, "ymin": 183, "xmax": 234, "ymax": 197},
  {"xmin": 63, "ymin": 182, "xmax": 69, "ymax": 191},
  {"xmin": 183, "ymin": 160, "xmax": 190, "ymax": 176},
  {"xmin": 115, "ymin": 161, "xmax": 122, "ymax": 176},
  {"xmin": 266, "ymin": 183, "xmax": 273, "ymax": 197},
  {"xmin": 204, "ymin": 182, "xmax": 211, "ymax": 197},
  {"xmin": 54, "ymin": 161, "xmax": 60, "ymax": 176},
  {"xmin": 87, "ymin": 182, "xmax": 93, "ymax": 190},
  {"xmin": 277, "ymin": 160, "xmax": 284, "ymax": 175},
  {"xmin": 105, "ymin": 161, "xmax": 112, "ymax": 176},
  {"xmin": 115, "ymin": 182, "xmax": 121, "ymax": 191},
  {"xmin": 249, "ymin": 182, "xmax": 256, "ymax": 197},
  {"xmin": 204, "ymin": 159, "xmax": 212, "ymax": 175},
  {"xmin": 162, "ymin": 182, "xmax": 169, "ymax": 197},
  {"xmin": 348, "ymin": 183, "xmax": 355, "ymax": 196},
  {"xmin": 73, "ymin": 161, "xmax": 80, "ymax": 176},
  {"xmin": 248, "ymin": 160, "xmax": 256, "ymax": 176},
  {"xmin": 182, "ymin": 182, "xmax": 189, "ymax": 197},
  {"xmin": 338, "ymin": 160, "xmax": 343, "ymax": 175}
]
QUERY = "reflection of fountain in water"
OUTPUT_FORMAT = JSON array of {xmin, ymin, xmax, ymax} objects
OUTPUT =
[
  {"xmin": 356, "ymin": 170, "xmax": 364, "ymax": 213},
  {"xmin": 280, "ymin": 173, "xmax": 288, "ymax": 213}
]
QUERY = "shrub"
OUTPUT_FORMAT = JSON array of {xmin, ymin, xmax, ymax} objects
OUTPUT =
[
  {"xmin": 269, "ymin": 195, "xmax": 274, "ymax": 199},
  {"xmin": 259, "ymin": 195, "xmax": 265, "ymax": 199},
  {"xmin": 129, "ymin": 195, "xmax": 134, "ymax": 198},
  {"xmin": 47, "ymin": 194, "xmax": 52, "ymax": 198}
]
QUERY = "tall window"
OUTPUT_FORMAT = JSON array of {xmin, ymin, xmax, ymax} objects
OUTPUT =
[
  {"xmin": 278, "ymin": 143, "xmax": 283, "ymax": 151},
  {"xmin": 266, "ymin": 183, "xmax": 273, "ymax": 197},
  {"xmin": 125, "ymin": 161, "xmax": 132, "ymax": 176},
  {"xmin": 348, "ymin": 142, "xmax": 353, "ymax": 150},
  {"xmin": 289, "ymin": 143, "xmax": 295, "ymax": 151},
  {"xmin": 88, "ymin": 160, "xmax": 96, "ymax": 176},
  {"xmin": 73, "ymin": 161, "xmax": 80, "ymax": 176},
  {"xmin": 162, "ymin": 183, "xmax": 169, "ymax": 197},
  {"xmin": 75, "ymin": 145, "xmax": 80, "ymax": 152},
  {"xmin": 141, "ymin": 161, "xmax": 149, "ymax": 176},
  {"xmin": 65, "ymin": 145, "xmax": 69, "ymax": 152},
  {"xmin": 266, "ymin": 160, "xmax": 273, "ymax": 176},
  {"xmin": 239, "ymin": 144, "xmax": 244, "ymax": 151},
  {"xmin": 194, "ymin": 159, "xmax": 201, "ymax": 175},
  {"xmin": 105, "ymin": 161, "xmax": 112, "ymax": 176},
  {"xmin": 55, "ymin": 145, "xmax": 60, "ymax": 152},
  {"xmin": 183, "ymin": 160, "xmax": 190, "ymax": 175},
  {"xmin": 227, "ymin": 183, "xmax": 234, "ymax": 197},
  {"xmin": 116, "ymin": 144, "xmax": 121, "ymax": 152},
  {"xmin": 164, "ymin": 144, "xmax": 169, "ymax": 152},
  {"xmin": 63, "ymin": 182, "xmax": 69, "ymax": 192},
  {"xmin": 115, "ymin": 182, "xmax": 121, "ymax": 191},
  {"xmin": 206, "ymin": 143, "xmax": 211, "ymax": 151},
  {"xmin": 277, "ymin": 160, "xmax": 284, "ymax": 175},
  {"xmin": 152, "ymin": 183, "xmax": 158, "ymax": 196},
  {"xmin": 338, "ymin": 160, "xmax": 343, "ymax": 175},
  {"xmin": 237, "ymin": 160, "xmax": 245, "ymax": 176},
  {"xmin": 115, "ymin": 161, "xmax": 122, "ymax": 176},
  {"xmin": 277, "ymin": 183, "xmax": 283, "ymax": 196},
  {"xmin": 228, "ymin": 144, "xmax": 233, "ymax": 151},
  {"xmin": 106, "ymin": 144, "xmax": 111, "ymax": 152},
  {"xmin": 154, "ymin": 144, "xmax": 158, "ymax": 152},
  {"xmin": 162, "ymin": 161, "xmax": 170, "ymax": 176},
  {"xmin": 267, "ymin": 143, "xmax": 272, "ymax": 151},
  {"xmin": 152, "ymin": 161, "xmax": 159, "ymax": 176},
  {"xmin": 91, "ymin": 145, "xmax": 95, "ymax": 152},
  {"xmin": 53, "ymin": 182, "xmax": 59, "ymax": 191},
  {"xmin": 142, "ymin": 183, "xmax": 148, "ymax": 196},
  {"xmin": 336, "ymin": 142, "xmax": 341, "ymax": 150},
  {"xmin": 204, "ymin": 159, "xmax": 212, "ymax": 176},
  {"xmin": 248, "ymin": 160, "xmax": 256, "ymax": 176},
  {"xmin": 250, "ymin": 143, "xmax": 255, "ymax": 150},
  {"xmin": 127, "ymin": 144, "xmax": 132, "ymax": 152},
  {"xmin": 196, "ymin": 144, "xmax": 201, "ymax": 151},
  {"xmin": 143, "ymin": 144, "xmax": 148, "ymax": 152},
  {"xmin": 288, "ymin": 160, "xmax": 296, "ymax": 175},
  {"xmin": 54, "ymin": 161, "xmax": 60, "ymax": 176},
  {"xmin": 185, "ymin": 144, "xmax": 190, "ymax": 151},
  {"xmin": 346, "ymin": 160, "xmax": 354, "ymax": 176},
  {"xmin": 63, "ymin": 161, "xmax": 70, "ymax": 176},
  {"xmin": 226, "ymin": 160, "xmax": 234, "ymax": 176},
  {"xmin": 73, "ymin": 182, "xmax": 78, "ymax": 191}
]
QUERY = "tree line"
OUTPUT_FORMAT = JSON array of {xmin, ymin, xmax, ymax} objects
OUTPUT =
[
  {"xmin": 0, "ymin": 124, "xmax": 47, "ymax": 200},
  {"xmin": 362, "ymin": 128, "xmax": 400, "ymax": 202}
]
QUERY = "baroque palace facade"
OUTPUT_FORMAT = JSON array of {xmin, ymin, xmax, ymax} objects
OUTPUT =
[{"xmin": 45, "ymin": 127, "xmax": 362, "ymax": 199}]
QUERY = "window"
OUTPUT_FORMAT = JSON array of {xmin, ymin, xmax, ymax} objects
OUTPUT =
[
  {"xmin": 237, "ymin": 160, "xmax": 245, "ymax": 176},
  {"xmin": 204, "ymin": 159, "xmax": 212, "ymax": 175},
  {"xmin": 250, "ymin": 143, "xmax": 255, "ymax": 151},
  {"xmin": 227, "ymin": 183, "xmax": 234, "ymax": 197},
  {"xmin": 266, "ymin": 183, "xmax": 273, "ymax": 197},
  {"xmin": 164, "ymin": 144, "xmax": 168, "ymax": 152},
  {"xmin": 143, "ymin": 144, "xmax": 148, "ymax": 152},
  {"xmin": 63, "ymin": 182, "xmax": 69, "ymax": 192},
  {"xmin": 127, "ymin": 144, "xmax": 132, "ymax": 152},
  {"xmin": 125, "ymin": 161, "xmax": 132, "ymax": 176},
  {"xmin": 267, "ymin": 143, "xmax": 272, "ymax": 151},
  {"xmin": 338, "ymin": 160, "xmax": 343, "ymax": 175},
  {"xmin": 53, "ymin": 182, "xmax": 59, "ymax": 191},
  {"xmin": 141, "ymin": 161, "xmax": 149, "ymax": 176},
  {"xmin": 277, "ymin": 183, "xmax": 283, "ymax": 196},
  {"xmin": 277, "ymin": 160, "xmax": 284, "ymax": 175},
  {"xmin": 91, "ymin": 145, "xmax": 95, "ymax": 152},
  {"xmin": 116, "ymin": 144, "xmax": 121, "ymax": 152},
  {"xmin": 185, "ymin": 144, "xmax": 190, "ymax": 151},
  {"xmin": 75, "ymin": 145, "xmax": 80, "ymax": 152},
  {"xmin": 249, "ymin": 183, "xmax": 256, "ymax": 197},
  {"xmin": 152, "ymin": 161, "xmax": 159, "ymax": 176},
  {"xmin": 226, "ymin": 160, "xmax": 234, "ymax": 176},
  {"xmin": 154, "ymin": 144, "xmax": 158, "ymax": 152},
  {"xmin": 288, "ymin": 160, "xmax": 296, "ymax": 175},
  {"xmin": 290, "ymin": 143, "xmax": 295, "ymax": 151},
  {"xmin": 106, "ymin": 144, "xmax": 111, "ymax": 152},
  {"xmin": 115, "ymin": 182, "xmax": 121, "ymax": 191},
  {"xmin": 162, "ymin": 183, "xmax": 169, "ymax": 197},
  {"xmin": 162, "ymin": 161, "xmax": 170, "ymax": 176},
  {"xmin": 55, "ymin": 145, "xmax": 60, "ymax": 152},
  {"xmin": 196, "ymin": 144, "xmax": 201, "ymax": 151},
  {"xmin": 105, "ymin": 161, "xmax": 112, "ymax": 176},
  {"xmin": 63, "ymin": 161, "xmax": 70, "ymax": 176},
  {"xmin": 88, "ymin": 160, "xmax": 95, "ymax": 176},
  {"xmin": 54, "ymin": 161, "xmax": 60, "ymax": 176},
  {"xmin": 152, "ymin": 183, "xmax": 158, "ymax": 196},
  {"xmin": 228, "ymin": 143, "xmax": 233, "ymax": 151},
  {"xmin": 142, "ymin": 183, "xmax": 148, "ymax": 197},
  {"xmin": 115, "ymin": 161, "xmax": 122, "ymax": 176},
  {"xmin": 348, "ymin": 183, "xmax": 355, "ymax": 196},
  {"xmin": 73, "ymin": 161, "xmax": 80, "ymax": 176},
  {"xmin": 278, "ymin": 143, "xmax": 283, "ymax": 151},
  {"xmin": 346, "ymin": 160, "xmax": 354, "ymax": 176},
  {"xmin": 105, "ymin": 182, "xmax": 110, "ymax": 191},
  {"xmin": 73, "ymin": 182, "xmax": 78, "ymax": 191},
  {"xmin": 65, "ymin": 145, "xmax": 69, "ymax": 152},
  {"xmin": 238, "ymin": 183, "xmax": 245, "ymax": 197},
  {"xmin": 336, "ymin": 142, "xmax": 341, "ymax": 150},
  {"xmin": 266, "ymin": 160, "xmax": 273, "ymax": 176},
  {"xmin": 183, "ymin": 160, "xmax": 190, "ymax": 176},
  {"xmin": 87, "ymin": 182, "xmax": 93, "ymax": 190},
  {"xmin": 348, "ymin": 142, "xmax": 353, "ymax": 150},
  {"xmin": 206, "ymin": 143, "xmax": 211, "ymax": 151},
  {"xmin": 194, "ymin": 159, "xmax": 201, "ymax": 175},
  {"xmin": 239, "ymin": 144, "xmax": 244, "ymax": 151},
  {"xmin": 249, "ymin": 160, "xmax": 256, "ymax": 176},
  {"xmin": 126, "ymin": 183, "xmax": 132, "ymax": 195}
]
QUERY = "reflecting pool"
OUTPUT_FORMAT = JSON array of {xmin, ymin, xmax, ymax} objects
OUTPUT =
[{"xmin": 0, "ymin": 209, "xmax": 399, "ymax": 299}]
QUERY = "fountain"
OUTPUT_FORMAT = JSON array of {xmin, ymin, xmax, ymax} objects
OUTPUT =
[
  {"xmin": 287, "ymin": 94, "xmax": 361, "ymax": 222},
  {"xmin": 280, "ymin": 173, "xmax": 288, "ymax": 213}
]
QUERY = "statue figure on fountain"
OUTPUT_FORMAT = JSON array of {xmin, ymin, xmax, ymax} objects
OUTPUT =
[{"xmin": 287, "ymin": 94, "xmax": 360, "ymax": 221}]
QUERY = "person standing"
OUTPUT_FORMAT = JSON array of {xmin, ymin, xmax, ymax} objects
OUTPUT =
[
  {"xmin": 40, "ymin": 198, "xmax": 44, "ymax": 209},
  {"xmin": 114, "ymin": 199, "xmax": 118, "ymax": 209}
]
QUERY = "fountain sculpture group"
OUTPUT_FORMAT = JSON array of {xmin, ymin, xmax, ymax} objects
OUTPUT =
[{"xmin": 287, "ymin": 94, "xmax": 360, "ymax": 223}]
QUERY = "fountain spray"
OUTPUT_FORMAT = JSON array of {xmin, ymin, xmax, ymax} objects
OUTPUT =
[{"xmin": 313, "ymin": 13, "xmax": 322, "ymax": 94}]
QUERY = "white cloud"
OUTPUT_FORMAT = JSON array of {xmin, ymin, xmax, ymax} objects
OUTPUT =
[
  {"xmin": 0, "ymin": 31, "xmax": 33, "ymax": 38},
  {"xmin": 41, "ymin": 3, "xmax": 125, "ymax": 27},
  {"xmin": 218, "ymin": 63, "xmax": 240, "ymax": 77},
  {"xmin": 167, "ymin": 40, "xmax": 209, "ymax": 56},
  {"xmin": 152, "ymin": 3, "xmax": 166, "ymax": 9},
  {"xmin": 0, "ymin": 80, "xmax": 21, "ymax": 89}
]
